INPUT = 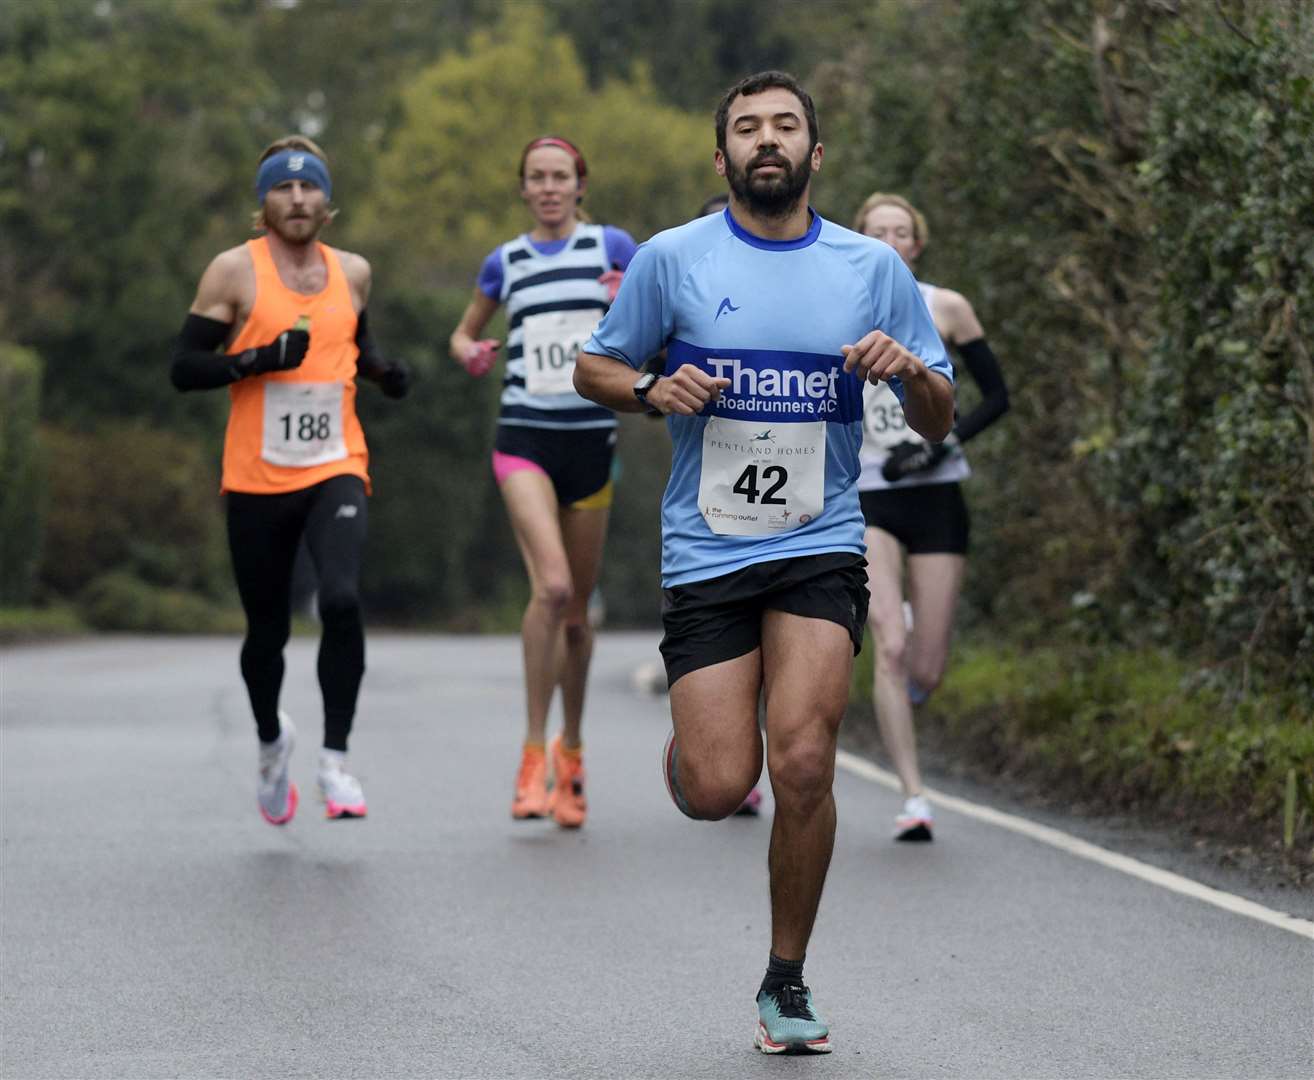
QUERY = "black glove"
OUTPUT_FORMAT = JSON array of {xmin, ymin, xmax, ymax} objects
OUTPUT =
[
  {"xmin": 881, "ymin": 439, "xmax": 950, "ymax": 483},
  {"xmin": 377, "ymin": 360, "xmax": 412, "ymax": 400},
  {"xmin": 236, "ymin": 327, "xmax": 309, "ymax": 376}
]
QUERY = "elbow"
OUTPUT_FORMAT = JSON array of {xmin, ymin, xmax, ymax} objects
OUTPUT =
[
  {"xmin": 571, "ymin": 364, "xmax": 590, "ymax": 399},
  {"xmin": 169, "ymin": 358, "xmax": 191, "ymax": 393}
]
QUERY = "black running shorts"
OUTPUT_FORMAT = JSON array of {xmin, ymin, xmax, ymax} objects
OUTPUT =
[
  {"xmin": 659, "ymin": 553, "xmax": 869, "ymax": 686},
  {"xmin": 859, "ymin": 483, "xmax": 970, "ymax": 555},
  {"xmin": 494, "ymin": 424, "xmax": 617, "ymax": 508}
]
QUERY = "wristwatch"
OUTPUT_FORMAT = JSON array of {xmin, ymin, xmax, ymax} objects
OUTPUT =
[{"xmin": 632, "ymin": 372, "xmax": 659, "ymax": 411}]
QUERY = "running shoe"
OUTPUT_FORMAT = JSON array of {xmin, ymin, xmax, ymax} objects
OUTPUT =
[
  {"xmin": 754, "ymin": 983, "xmax": 832, "ymax": 1054},
  {"xmin": 733, "ymin": 787, "xmax": 763, "ymax": 816},
  {"xmin": 257, "ymin": 713, "xmax": 298, "ymax": 826},
  {"xmin": 511, "ymin": 744, "xmax": 549, "ymax": 819},
  {"xmin": 317, "ymin": 751, "xmax": 367, "ymax": 819},
  {"xmin": 661, "ymin": 729, "xmax": 696, "ymax": 819},
  {"xmin": 894, "ymin": 793, "xmax": 934, "ymax": 842},
  {"xmin": 546, "ymin": 735, "xmax": 587, "ymax": 828}
]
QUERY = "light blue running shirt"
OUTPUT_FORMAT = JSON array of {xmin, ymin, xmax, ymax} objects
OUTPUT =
[{"xmin": 586, "ymin": 208, "xmax": 952, "ymax": 588}]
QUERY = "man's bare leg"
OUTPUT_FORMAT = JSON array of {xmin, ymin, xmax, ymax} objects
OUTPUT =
[
  {"xmin": 760, "ymin": 610, "xmax": 852, "ymax": 960},
  {"xmin": 666, "ymin": 649, "xmax": 763, "ymax": 819}
]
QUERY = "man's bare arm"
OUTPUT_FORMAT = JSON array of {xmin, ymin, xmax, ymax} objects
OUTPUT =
[
  {"xmin": 574, "ymin": 352, "xmax": 730, "ymax": 416},
  {"xmin": 841, "ymin": 331, "xmax": 954, "ymax": 441}
]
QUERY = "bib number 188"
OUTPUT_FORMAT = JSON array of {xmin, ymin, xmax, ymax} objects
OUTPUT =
[{"xmin": 280, "ymin": 412, "xmax": 332, "ymax": 443}]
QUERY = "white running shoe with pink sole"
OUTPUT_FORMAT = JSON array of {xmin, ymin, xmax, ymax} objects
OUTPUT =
[
  {"xmin": 257, "ymin": 714, "xmax": 298, "ymax": 826},
  {"xmin": 317, "ymin": 752, "xmax": 367, "ymax": 819}
]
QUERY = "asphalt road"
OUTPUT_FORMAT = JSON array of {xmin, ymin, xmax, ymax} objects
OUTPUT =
[{"xmin": 2, "ymin": 634, "xmax": 1311, "ymax": 1079}]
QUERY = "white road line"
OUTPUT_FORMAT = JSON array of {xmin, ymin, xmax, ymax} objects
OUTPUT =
[{"xmin": 835, "ymin": 749, "xmax": 1314, "ymax": 942}]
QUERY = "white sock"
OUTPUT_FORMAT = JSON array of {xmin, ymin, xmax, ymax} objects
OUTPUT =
[{"xmin": 319, "ymin": 748, "xmax": 347, "ymax": 774}]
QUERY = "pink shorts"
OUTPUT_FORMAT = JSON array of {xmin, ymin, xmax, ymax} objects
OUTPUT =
[{"xmin": 491, "ymin": 450, "xmax": 546, "ymax": 485}]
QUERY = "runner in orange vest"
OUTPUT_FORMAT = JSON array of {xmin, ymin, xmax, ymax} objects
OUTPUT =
[{"xmin": 171, "ymin": 135, "xmax": 410, "ymax": 825}]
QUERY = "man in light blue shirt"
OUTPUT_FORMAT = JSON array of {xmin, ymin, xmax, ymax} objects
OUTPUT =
[{"xmin": 575, "ymin": 70, "xmax": 954, "ymax": 1054}]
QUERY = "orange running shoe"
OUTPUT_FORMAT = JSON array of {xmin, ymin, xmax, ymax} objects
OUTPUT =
[
  {"xmin": 547, "ymin": 735, "xmax": 587, "ymax": 828},
  {"xmin": 511, "ymin": 744, "xmax": 549, "ymax": 819}
]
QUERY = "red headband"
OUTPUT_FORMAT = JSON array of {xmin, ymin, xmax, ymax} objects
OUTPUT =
[{"xmin": 520, "ymin": 136, "xmax": 587, "ymax": 180}]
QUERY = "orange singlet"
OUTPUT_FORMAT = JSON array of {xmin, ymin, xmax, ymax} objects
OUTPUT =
[{"xmin": 221, "ymin": 237, "xmax": 369, "ymax": 494}]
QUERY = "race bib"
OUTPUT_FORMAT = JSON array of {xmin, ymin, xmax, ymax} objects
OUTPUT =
[
  {"xmin": 698, "ymin": 417, "xmax": 825, "ymax": 536},
  {"xmin": 521, "ymin": 309, "xmax": 600, "ymax": 396},
  {"xmin": 862, "ymin": 381, "xmax": 915, "ymax": 452},
  {"xmin": 262, "ymin": 381, "xmax": 347, "ymax": 468}
]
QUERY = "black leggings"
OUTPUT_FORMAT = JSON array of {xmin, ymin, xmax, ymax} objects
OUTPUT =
[{"xmin": 226, "ymin": 475, "xmax": 367, "ymax": 751}]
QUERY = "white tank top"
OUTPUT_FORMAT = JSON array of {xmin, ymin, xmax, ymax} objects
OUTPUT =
[{"xmin": 856, "ymin": 281, "xmax": 971, "ymax": 491}]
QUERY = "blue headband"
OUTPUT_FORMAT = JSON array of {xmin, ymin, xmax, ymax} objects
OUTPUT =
[{"xmin": 255, "ymin": 149, "xmax": 332, "ymax": 202}]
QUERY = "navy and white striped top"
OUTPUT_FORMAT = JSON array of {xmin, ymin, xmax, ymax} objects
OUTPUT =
[{"xmin": 480, "ymin": 224, "xmax": 637, "ymax": 430}]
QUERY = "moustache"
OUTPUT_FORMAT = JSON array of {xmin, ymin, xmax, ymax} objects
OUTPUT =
[{"xmin": 750, "ymin": 154, "xmax": 790, "ymax": 171}]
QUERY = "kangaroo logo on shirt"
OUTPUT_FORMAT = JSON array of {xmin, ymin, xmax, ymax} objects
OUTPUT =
[{"xmin": 715, "ymin": 296, "xmax": 740, "ymax": 321}]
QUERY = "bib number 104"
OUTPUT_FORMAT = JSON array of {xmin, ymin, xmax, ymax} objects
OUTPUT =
[
  {"xmin": 279, "ymin": 412, "xmax": 332, "ymax": 442},
  {"xmin": 530, "ymin": 341, "xmax": 578, "ymax": 372},
  {"xmin": 733, "ymin": 463, "xmax": 788, "ymax": 505}
]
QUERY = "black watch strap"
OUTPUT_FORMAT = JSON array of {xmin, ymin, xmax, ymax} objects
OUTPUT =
[{"xmin": 633, "ymin": 372, "xmax": 658, "ymax": 404}]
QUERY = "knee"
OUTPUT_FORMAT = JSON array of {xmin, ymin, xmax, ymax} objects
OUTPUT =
[
  {"xmin": 532, "ymin": 576, "xmax": 573, "ymax": 614},
  {"xmin": 562, "ymin": 617, "xmax": 590, "ymax": 647},
  {"xmin": 317, "ymin": 586, "xmax": 361, "ymax": 626},
  {"xmin": 768, "ymin": 740, "xmax": 835, "ymax": 816},
  {"xmin": 678, "ymin": 755, "xmax": 758, "ymax": 821},
  {"xmin": 909, "ymin": 659, "xmax": 946, "ymax": 695},
  {"xmin": 873, "ymin": 626, "xmax": 909, "ymax": 678},
  {"xmin": 244, "ymin": 613, "xmax": 290, "ymax": 654}
]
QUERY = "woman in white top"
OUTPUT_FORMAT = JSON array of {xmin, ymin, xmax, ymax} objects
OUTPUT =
[{"xmin": 854, "ymin": 192, "xmax": 1010, "ymax": 841}]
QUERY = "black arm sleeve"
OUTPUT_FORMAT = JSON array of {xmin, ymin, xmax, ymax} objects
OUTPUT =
[
  {"xmin": 952, "ymin": 337, "xmax": 1010, "ymax": 443},
  {"xmin": 170, "ymin": 314, "xmax": 240, "ymax": 391},
  {"xmin": 354, "ymin": 308, "xmax": 386, "ymax": 383}
]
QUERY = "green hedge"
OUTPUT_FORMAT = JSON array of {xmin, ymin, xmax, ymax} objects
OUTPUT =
[
  {"xmin": 0, "ymin": 344, "xmax": 47, "ymax": 605},
  {"xmin": 850, "ymin": 639, "xmax": 1314, "ymax": 853}
]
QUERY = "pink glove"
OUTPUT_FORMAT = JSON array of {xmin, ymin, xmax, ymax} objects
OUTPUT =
[
  {"xmin": 463, "ymin": 338, "xmax": 499, "ymax": 377},
  {"xmin": 598, "ymin": 269, "xmax": 625, "ymax": 304}
]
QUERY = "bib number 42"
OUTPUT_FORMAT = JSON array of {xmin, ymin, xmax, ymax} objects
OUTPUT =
[{"xmin": 732, "ymin": 463, "xmax": 788, "ymax": 505}]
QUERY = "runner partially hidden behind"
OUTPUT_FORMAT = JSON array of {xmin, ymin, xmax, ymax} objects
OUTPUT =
[
  {"xmin": 171, "ymin": 136, "xmax": 410, "ymax": 824},
  {"xmin": 575, "ymin": 73, "xmax": 953, "ymax": 1053},
  {"xmin": 854, "ymin": 193, "xmax": 1010, "ymax": 842},
  {"xmin": 449, "ymin": 136, "xmax": 637, "ymax": 828}
]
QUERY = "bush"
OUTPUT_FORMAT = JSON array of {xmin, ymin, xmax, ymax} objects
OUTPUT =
[
  {"xmin": 39, "ymin": 422, "xmax": 231, "ymax": 601},
  {"xmin": 79, "ymin": 571, "xmax": 243, "ymax": 633},
  {"xmin": 0, "ymin": 604, "xmax": 85, "ymax": 643},
  {"xmin": 0, "ymin": 344, "xmax": 47, "ymax": 605},
  {"xmin": 897, "ymin": 642, "xmax": 1314, "ymax": 852}
]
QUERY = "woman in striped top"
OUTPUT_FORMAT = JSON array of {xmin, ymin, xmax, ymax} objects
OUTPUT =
[{"xmin": 449, "ymin": 136, "xmax": 637, "ymax": 828}]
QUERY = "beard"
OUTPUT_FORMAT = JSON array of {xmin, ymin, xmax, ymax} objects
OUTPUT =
[
  {"xmin": 265, "ymin": 205, "xmax": 328, "ymax": 246},
  {"xmin": 724, "ymin": 148, "xmax": 811, "ymax": 217}
]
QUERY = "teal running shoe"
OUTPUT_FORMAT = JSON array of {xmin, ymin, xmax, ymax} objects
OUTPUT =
[{"xmin": 754, "ymin": 983, "xmax": 832, "ymax": 1054}]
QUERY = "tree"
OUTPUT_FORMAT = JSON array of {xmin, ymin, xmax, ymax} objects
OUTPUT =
[
  {"xmin": 357, "ymin": 3, "xmax": 712, "ymax": 286},
  {"xmin": 0, "ymin": 0, "xmax": 276, "ymax": 429}
]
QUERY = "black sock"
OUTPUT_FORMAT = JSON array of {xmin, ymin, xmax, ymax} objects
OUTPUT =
[{"xmin": 760, "ymin": 953, "xmax": 805, "ymax": 994}]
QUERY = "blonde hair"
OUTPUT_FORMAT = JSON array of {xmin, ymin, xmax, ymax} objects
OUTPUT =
[
  {"xmin": 852, "ymin": 192, "xmax": 928, "ymax": 250},
  {"xmin": 250, "ymin": 135, "xmax": 337, "ymax": 232}
]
